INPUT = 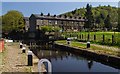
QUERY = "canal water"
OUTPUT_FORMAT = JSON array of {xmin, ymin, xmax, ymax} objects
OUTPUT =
[{"xmin": 31, "ymin": 45, "xmax": 120, "ymax": 72}]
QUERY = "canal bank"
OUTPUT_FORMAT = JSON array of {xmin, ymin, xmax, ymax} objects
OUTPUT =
[
  {"xmin": 53, "ymin": 43, "xmax": 120, "ymax": 69},
  {"xmin": 29, "ymin": 44, "xmax": 119, "ymax": 72}
]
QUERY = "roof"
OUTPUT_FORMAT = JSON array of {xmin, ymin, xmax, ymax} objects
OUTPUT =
[
  {"xmin": 31, "ymin": 14, "xmax": 87, "ymax": 22},
  {"xmin": 24, "ymin": 17, "xmax": 29, "ymax": 21}
]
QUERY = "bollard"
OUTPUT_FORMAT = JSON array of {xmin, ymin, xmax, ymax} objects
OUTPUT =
[
  {"xmin": 67, "ymin": 38, "xmax": 71, "ymax": 45},
  {"xmin": 87, "ymin": 42, "xmax": 90, "ymax": 48},
  {"xmin": 20, "ymin": 42, "xmax": 23, "ymax": 48},
  {"xmin": 22, "ymin": 47, "xmax": 26, "ymax": 53},
  {"xmin": 28, "ymin": 51, "xmax": 33, "ymax": 66}
]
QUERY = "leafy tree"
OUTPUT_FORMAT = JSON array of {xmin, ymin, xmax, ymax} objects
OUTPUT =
[
  {"xmin": 72, "ymin": 8, "xmax": 77, "ymax": 15},
  {"xmin": 2, "ymin": 10, "xmax": 24, "ymax": 33},
  {"xmin": 41, "ymin": 25, "xmax": 52, "ymax": 33},
  {"xmin": 104, "ymin": 14, "xmax": 112, "ymax": 30},
  {"xmin": 61, "ymin": 4, "xmax": 118, "ymax": 31},
  {"xmin": 41, "ymin": 25, "xmax": 61, "ymax": 33},
  {"xmin": 0, "ymin": 16, "xmax": 2, "ymax": 29},
  {"xmin": 84, "ymin": 4, "xmax": 94, "ymax": 30},
  {"xmin": 53, "ymin": 26, "xmax": 61, "ymax": 32},
  {"xmin": 100, "ymin": 13, "xmax": 105, "ymax": 19},
  {"xmin": 67, "ymin": 13, "xmax": 73, "ymax": 17},
  {"xmin": 118, "ymin": 8, "xmax": 120, "ymax": 31}
]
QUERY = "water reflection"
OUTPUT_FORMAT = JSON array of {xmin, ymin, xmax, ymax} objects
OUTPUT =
[
  {"xmin": 87, "ymin": 60, "xmax": 93, "ymax": 70},
  {"xmin": 30, "ymin": 45, "xmax": 119, "ymax": 72},
  {"xmin": 31, "ymin": 45, "xmax": 70, "ymax": 60}
]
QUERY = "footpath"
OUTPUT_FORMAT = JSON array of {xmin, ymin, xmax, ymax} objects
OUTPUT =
[
  {"xmin": 79, "ymin": 42, "xmax": 120, "ymax": 52},
  {"xmin": 0, "ymin": 42, "xmax": 46, "ymax": 73},
  {"xmin": 0, "ymin": 42, "xmax": 32, "ymax": 73}
]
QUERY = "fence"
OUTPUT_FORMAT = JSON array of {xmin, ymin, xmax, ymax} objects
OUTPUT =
[
  {"xmin": 63, "ymin": 32, "xmax": 120, "ymax": 47},
  {"xmin": 0, "ymin": 39, "xmax": 4, "ymax": 52}
]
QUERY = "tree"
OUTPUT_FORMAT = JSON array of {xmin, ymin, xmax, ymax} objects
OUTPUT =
[
  {"xmin": 0, "ymin": 16, "xmax": 2, "ymax": 29},
  {"xmin": 96, "ymin": 14, "xmax": 105, "ymax": 29},
  {"xmin": 53, "ymin": 26, "xmax": 61, "ymax": 32},
  {"xmin": 61, "ymin": 4, "xmax": 118, "ymax": 31},
  {"xmin": 84, "ymin": 4, "xmax": 94, "ymax": 30},
  {"xmin": 72, "ymin": 8, "xmax": 77, "ymax": 15},
  {"xmin": 41, "ymin": 25, "xmax": 61, "ymax": 33},
  {"xmin": 41, "ymin": 25, "xmax": 53, "ymax": 33},
  {"xmin": 2, "ymin": 10, "xmax": 24, "ymax": 33},
  {"xmin": 104, "ymin": 14, "xmax": 112, "ymax": 30},
  {"xmin": 118, "ymin": 8, "xmax": 120, "ymax": 32}
]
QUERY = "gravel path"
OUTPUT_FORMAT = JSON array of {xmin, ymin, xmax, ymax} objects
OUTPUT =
[{"xmin": 0, "ymin": 42, "xmax": 32, "ymax": 73}]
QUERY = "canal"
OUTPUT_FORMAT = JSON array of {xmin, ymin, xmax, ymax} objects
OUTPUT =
[{"xmin": 30, "ymin": 45, "xmax": 120, "ymax": 72}]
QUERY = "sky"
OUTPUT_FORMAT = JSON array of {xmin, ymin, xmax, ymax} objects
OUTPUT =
[
  {"xmin": 1, "ymin": 0, "xmax": 120, "ymax": 2},
  {"xmin": 1, "ymin": 2, "xmax": 119, "ymax": 17}
]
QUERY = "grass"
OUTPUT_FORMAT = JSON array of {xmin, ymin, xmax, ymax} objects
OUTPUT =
[
  {"xmin": 62, "ymin": 31, "xmax": 120, "ymax": 47},
  {"xmin": 56, "ymin": 40, "xmax": 120, "ymax": 57},
  {"xmin": 56, "ymin": 40, "xmax": 86, "ymax": 48}
]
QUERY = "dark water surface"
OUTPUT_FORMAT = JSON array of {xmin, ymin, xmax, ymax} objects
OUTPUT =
[{"xmin": 31, "ymin": 45, "xmax": 120, "ymax": 72}]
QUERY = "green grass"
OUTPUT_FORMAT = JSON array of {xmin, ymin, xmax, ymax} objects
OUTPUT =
[
  {"xmin": 56, "ymin": 40, "xmax": 120, "ymax": 57},
  {"xmin": 57, "ymin": 40, "xmax": 86, "ymax": 48},
  {"xmin": 62, "ymin": 31, "xmax": 120, "ymax": 47},
  {"xmin": 71, "ymin": 41, "xmax": 86, "ymax": 49}
]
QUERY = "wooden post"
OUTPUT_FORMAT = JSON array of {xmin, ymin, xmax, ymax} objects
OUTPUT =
[
  {"xmin": 70, "ymin": 34, "xmax": 71, "ymax": 37},
  {"xmin": 112, "ymin": 35, "xmax": 114, "ymax": 44},
  {"xmin": 82, "ymin": 34, "xmax": 83, "ymax": 39},
  {"xmin": 88, "ymin": 34, "xmax": 90, "ymax": 41},
  {"xmin": 80, "ymin": 34, "xmax": 81, "ymax": 39},
  {"xmin": 77, "ymin": 35, "xmax": 79, "ymax": 39},
  {"xmin": 103, "ymin": 35, "xmax": 105, "ymax": 43},
  {"xmin": 94, "ymin": 35, "xmax": 96, "ymax": 41}
]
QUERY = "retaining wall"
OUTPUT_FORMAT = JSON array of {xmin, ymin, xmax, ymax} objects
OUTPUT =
[{"xmin": 54, "ymin": 43, "xmax": 120, "ymax": 69}]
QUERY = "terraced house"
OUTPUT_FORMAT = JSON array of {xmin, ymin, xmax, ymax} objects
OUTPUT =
[
  {"xmin": 28, "ymin": 14, "xmax": 86, "ymax": 32},
  {"xmin": 24, "ymin": 14, "xmax": 87, "ymax": 38}
]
